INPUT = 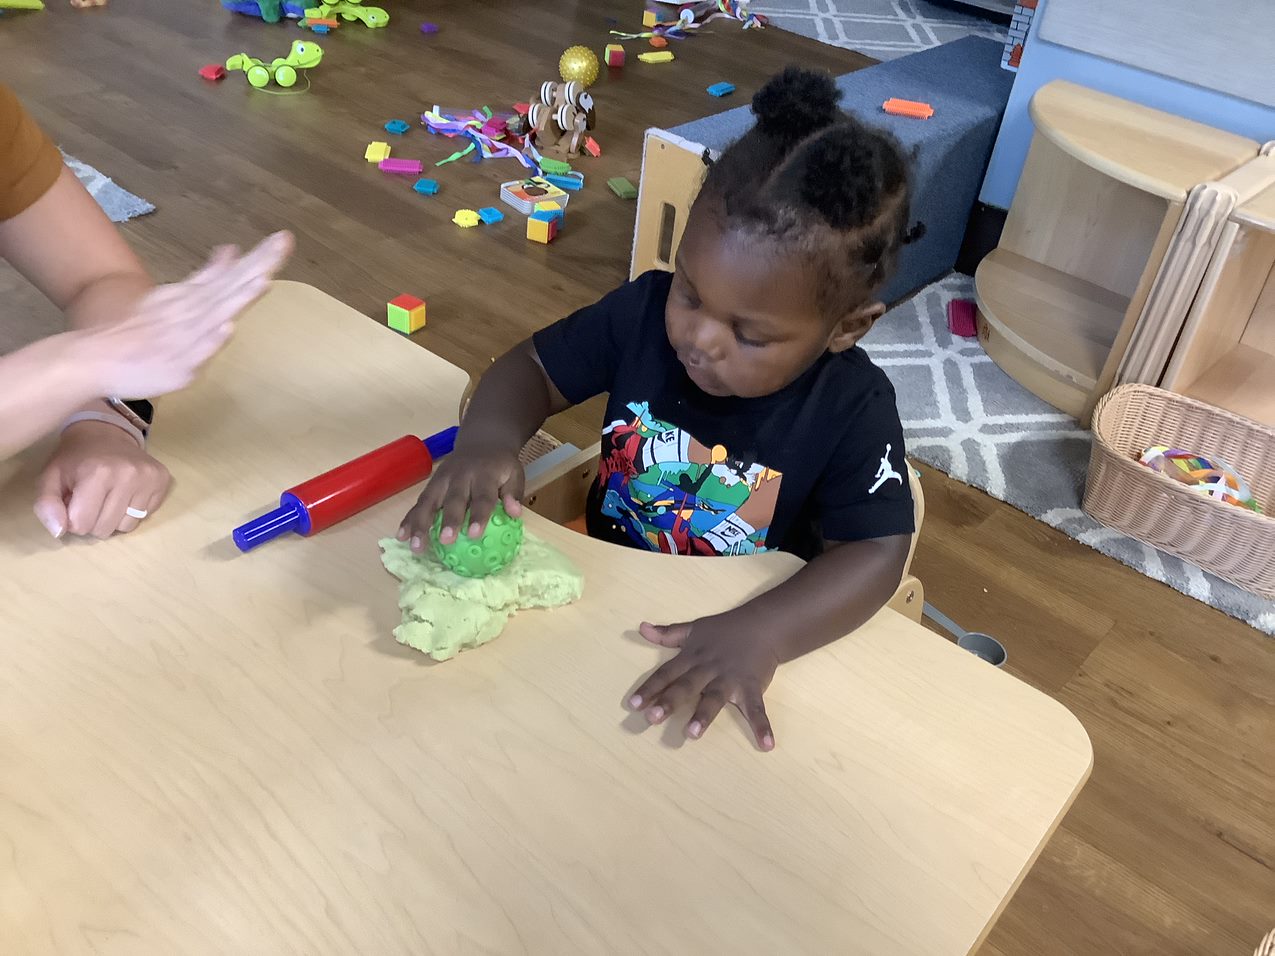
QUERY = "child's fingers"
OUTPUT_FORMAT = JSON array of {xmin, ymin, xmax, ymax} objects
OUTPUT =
[
  {"xmin": 465, "ymin": 483, "xmax": 501, "ymax": 538},
  {"xmin": 736, "ymin": 689, "xmax": 775, "ymax": 751},
  {"xmin": 628, "ymin": 656, "xmax": 694, "ymax": 717},
  {"xmin": 437, "ymin": 482, "xmax": 474, "ymax": 545},
  {"xmin": 400, "ymin": 486, "xmax": 445, "ymax": 552},
  {"xmin": 643, "ymin": 668, "xmax": 710, "ymax": 725},
  {"xmin": 686, "ymin": 680, "xmax": 731, "ymax": 740},
  {"xmin": 498, "ymin": 467, "xmax": 526, "ymax": 514}
]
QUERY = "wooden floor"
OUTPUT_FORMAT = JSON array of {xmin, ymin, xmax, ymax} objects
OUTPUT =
[{"xmin": 3, "ymin": 2, "xmax": 1273, "ymax": 953}]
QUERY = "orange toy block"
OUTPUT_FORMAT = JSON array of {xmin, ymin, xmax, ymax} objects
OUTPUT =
[{"xmin": 882, "ymin": 98, "xmax": 934, "ymax": 119}]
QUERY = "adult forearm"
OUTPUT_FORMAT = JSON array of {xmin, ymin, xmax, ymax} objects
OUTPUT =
[
  {"xmin": 724, "ymin": 535, "xmax": 911, "ymax": 663},
  {"xmin": 62, "ymin": 270, "xmax": 154, "ymax": 332},
  {"xmin": 0, "ymin": 332, "xmax": 105, "ymax": 458},
  {"xmin": 456, "ymin": 341, "xmax": 557, "ymax": 454}
]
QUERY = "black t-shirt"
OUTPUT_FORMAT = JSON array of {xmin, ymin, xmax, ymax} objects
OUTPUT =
[{"xmin": 533, "ymin": 270, "xmax": 914, "ymax": 560}]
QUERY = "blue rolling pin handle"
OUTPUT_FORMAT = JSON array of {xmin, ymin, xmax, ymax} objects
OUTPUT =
[
  {"xmin": 233, "ymin": 493, "xmax": 312, "ymax": 553},
  {"xmin": 424, "ymin": 425, "xmax": 459, "ymax": 461}
]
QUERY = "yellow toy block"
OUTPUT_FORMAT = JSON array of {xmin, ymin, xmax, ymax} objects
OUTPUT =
[
  {"xmin": 387, "ymin": 293, "xmax": 426, "ymax": 334},
  {"xmin": 642, "ymin": 9, "xmax": 657, "ymax": 27},
  {"xmin": 639, "ymin": 51, "xmax": 675, "ymax": 64},
  {"xmin": 365, "ymin": 141, "xmax": 391, "ymax": 163},
  {"xmin": 533, "ymin": 200, "xmax": 563, "ymax": 216},
  {"xmin": 526, "ymin": 216, "xmax": 558, "ymax": 245}
]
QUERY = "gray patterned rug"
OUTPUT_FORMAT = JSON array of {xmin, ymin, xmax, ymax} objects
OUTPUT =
[
  {"xmin": 753, "ymin": 0, "xmax": 1004, "ymax": 60},
  {"xmin": 63, "ymin": 153, "xmax": 154, "ymax": 223},
  {"xmin": 861, "ymin": 274, "xmax": 1275, "ymax": 636}
]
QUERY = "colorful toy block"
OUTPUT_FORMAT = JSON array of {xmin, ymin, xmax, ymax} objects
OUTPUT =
[
  {"xmin": 706, "ymin": 82, "xmax": 735, "ymax": 97},
  {"xmin": 477, "ymin": 206, "xmax": 505, "ymax": 224},
  {"xmin": 198, "ymin": 64, "xmax": 227, "ymax": 82},
  {"xmin": 365, "ymin": 141, "xmax": 391, "ymax": 162},
  {"xmin": 642, "ymin": 9, "xmax": 658, "ymax": 27},
  {"xmin": 526, "ymin": 215, "xmax": 559, "ymax": 244},
  {"xmin": 453, "ymin": 209, "xmax": 481, "ymax": 228},
  {"xmin": 481, "ymin": 117, "xmax": 508, "ymax": 139},
  {"xmin": 544, "ymin": 172, "xmax": 584, "ymax": 191},
  {"xmin": 387, "ymin": 294, "xmax": 426, "ymax": 334},
  {"xmin": 604, "ymin": 43, "xmax": 625, "ymax": 68},
  {"xmin": 420, "ymin": 21, "xmax": 438, "ymax": 33},
  {"xmin": 380, "ymin": 157, "xmax": 423, "ymax": 175},
  {"xmin": 539, "ymin": 157, "xmax": 573, "ymax": 176},
  {"xmin": 384, "ymin": 119, "xmax": 411, "ymax": 135},
  {"xmin": 583, "ymin": 137, "xmax": 601, "ymax": 158},
  {"xmin": 649, "ymin": 35, "xmax": 668, "ymax": 48},
  {"xmin": 882, "ymin": 98, "xmax": 934, "ymax": 119},
  {"xmin": 607, "ymin": 176, "xmax": 637, "ymax": 200},
  {"xmin": 413, "ymin": 178, "xmax": 440, "ymax": 196},
  {"xmin": 533, "ymin": 201, "xmax": 564, "ymax": 226},
  {"xmin": 638, "ymin": 51, "xmax": 675, "ymax": 64},
  {"xmin": 310, "ymin": 24, "xmax": 331, "ymax": 34}
]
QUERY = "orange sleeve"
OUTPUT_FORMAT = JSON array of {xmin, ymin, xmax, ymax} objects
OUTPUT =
[{"xmin": 0, "ymin": 83, "xmax": 64, "ymax": 222}]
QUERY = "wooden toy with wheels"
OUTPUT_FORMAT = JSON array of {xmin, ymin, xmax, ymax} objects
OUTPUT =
[{"xmin": 226, "ymin": 39, "xmax": 323, "ymax": 89}]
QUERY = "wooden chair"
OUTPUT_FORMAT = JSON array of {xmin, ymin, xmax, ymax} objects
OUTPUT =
[{"xmin": 457, "ymin": 384, "xmax": 926, "ymax": 623}]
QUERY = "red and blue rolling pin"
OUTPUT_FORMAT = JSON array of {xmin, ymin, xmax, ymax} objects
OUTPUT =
[{"xmin": 233, "ymin": 426, "xmax": 458, "ymax": 552}]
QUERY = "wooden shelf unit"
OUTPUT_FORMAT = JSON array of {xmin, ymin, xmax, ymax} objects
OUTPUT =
[
  {"xmin": 974, "ymin": 81, "xmax": 1258, "ymax": 422},
  {"xmin": 1162, "ymin": 181, "xmax": 1275, "ymax": 427}
]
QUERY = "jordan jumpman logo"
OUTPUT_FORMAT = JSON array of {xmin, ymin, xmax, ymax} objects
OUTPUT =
[{"xmin": 868, "ymin": 443, "xmax": 903, "ymax": 494}]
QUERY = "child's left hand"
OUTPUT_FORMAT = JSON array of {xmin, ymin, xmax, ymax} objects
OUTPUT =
[
  {"xmin": 629, "ymin": 614, "xmax": 779, "ymax": 751},
  {"xmin": 33, "ymin": 421, "xmax": 171, "ymax": 539}
]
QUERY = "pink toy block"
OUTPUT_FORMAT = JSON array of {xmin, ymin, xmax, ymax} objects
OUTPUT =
[
  {"xmin": 379, "ymin": 158, "xmax": 424, "ymax": 175},
  {"xmin": 198, "ymin": 64, "xmax": 227, "ymax": 82},
  {"xmin": 947, "ymin": 299, "xmax": 978, "ymax": 338},
  {"xmin": 583, "ymin": 137, "xmax": 601, "ymax": 158}
]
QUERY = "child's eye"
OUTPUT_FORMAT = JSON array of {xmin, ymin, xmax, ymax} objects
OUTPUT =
[
  {"xmin": 734, "ymin": 327, "xmax": 767, "ymax": 348},
  {"xmin": 680, "ymin": 286, "xmax": 701, "ymax": 309}
]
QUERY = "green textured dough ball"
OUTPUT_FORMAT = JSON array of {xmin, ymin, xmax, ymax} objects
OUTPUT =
[{"xmin": 429, "ymin": 504, "xmax": 525, "ymax": 578}]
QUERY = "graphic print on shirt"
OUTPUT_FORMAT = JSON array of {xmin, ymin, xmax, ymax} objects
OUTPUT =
[{"xmin": 598, "ymin": 402, "xmax": 783, "ymax": 556}]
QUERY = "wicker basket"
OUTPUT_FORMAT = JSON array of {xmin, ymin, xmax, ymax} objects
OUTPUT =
[{"xmin": 1084, "ymin": 384, "xmax": 1275, "ymax": 599}]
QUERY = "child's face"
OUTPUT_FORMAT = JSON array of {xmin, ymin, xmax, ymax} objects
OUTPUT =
[{"xmin": 665, "ymin": 207, "xmax": 883, "ymax": 399}]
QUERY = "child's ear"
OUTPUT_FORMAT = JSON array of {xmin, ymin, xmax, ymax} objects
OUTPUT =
[{"xmin": 827, "ymin": 301, "xmax": 886, "ymax": 353}]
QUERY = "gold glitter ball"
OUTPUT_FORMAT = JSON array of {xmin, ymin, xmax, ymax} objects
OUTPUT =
[{"xmin": 558, "ymin": 45, "xmax": 600, "ymax": 87}]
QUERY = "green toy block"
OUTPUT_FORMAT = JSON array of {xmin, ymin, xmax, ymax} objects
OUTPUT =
[
  {"xmin": 607, "ymin": 176, "xmax": 637, "ymax": 200},
  {"xmin": 387, "ymin": 293, "xmax": 426, "ymax": 334},
  {"xmin": 539, "ymin": 157, "xmax": 573, "ymax": 176},
  {"xmin": 430, "ymin": 503, "xmax": 525, "ymax": 578}
]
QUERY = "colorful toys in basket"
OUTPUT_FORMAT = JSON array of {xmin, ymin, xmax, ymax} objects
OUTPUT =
[{"xmin": 1138, "ymin": 445, "xmax": 1263, "ymax": 513}]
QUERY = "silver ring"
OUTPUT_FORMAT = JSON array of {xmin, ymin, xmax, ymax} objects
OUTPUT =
[{"xmin": 125, "ymin": 507, "xmax": 149, "ymax": 520}]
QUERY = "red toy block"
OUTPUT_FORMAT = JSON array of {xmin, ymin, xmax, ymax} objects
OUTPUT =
[
  {"xmin": 583, "ymin": 136, "xmax": 601, "ymax": 158},
  {"xmin": 198, "ymin": 63, "xmax": 227, "ymax": 82}
]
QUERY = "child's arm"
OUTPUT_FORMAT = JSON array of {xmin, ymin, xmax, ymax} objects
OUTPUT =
[
  {"xmin": 629, "ymin": 532, "xmax": 911, "ymax": 750},
  {"xmin": 398, "ymin": 340, "xmax": 571, "ymax": 549}
]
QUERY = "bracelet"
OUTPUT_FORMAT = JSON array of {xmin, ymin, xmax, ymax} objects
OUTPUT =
[{"xmin": 60, "ymin": 410, "xmax": 146, "ymax": 448}]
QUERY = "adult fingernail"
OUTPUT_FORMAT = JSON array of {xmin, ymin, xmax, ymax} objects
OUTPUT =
[
  {"xmin": 687, "ymin": 721, "xmax": 702, "ymax": 738},
  {"xmin": 646, "ymin": 706, "xmax": 664, "ymax": 723},
  {"xmin": 628, "ymin": 695, "xmax": 642, "ymax": 709},
  {"xmin": 762, "ymin": 734, "xmax": 775, "ymax": 750},
  {"xmin": 43, "ymin": 518, "xmax": 64, "ymax": 539}
]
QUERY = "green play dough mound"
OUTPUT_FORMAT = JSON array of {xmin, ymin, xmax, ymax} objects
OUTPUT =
[
  {"xmin": 430, "ymin": 504, "xmax": 524, "ymax": 578},
  {"xmin": 379, "ymin": 531, "xmax": 583, "ymax": 661}
]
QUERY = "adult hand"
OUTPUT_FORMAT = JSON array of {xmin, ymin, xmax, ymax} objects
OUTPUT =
[
  {"xmin": 629, "ymin": 615, "xmax": 780, "ymax": 751},
  {"xmin": 84, "ymin": 231, "xmax": 293, "ymax": 399},
  {"xmin": 398, "ymin": 442, "xmax": 525, "ymax": 552},
  {"xmin": 33, "ymin": 421, "xmax": 171, "ymax": 539}
]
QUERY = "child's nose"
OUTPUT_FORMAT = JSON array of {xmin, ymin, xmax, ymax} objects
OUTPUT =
[{"xmin": 689, "ymin": 319, "xmax": 727, "ymax": 362}]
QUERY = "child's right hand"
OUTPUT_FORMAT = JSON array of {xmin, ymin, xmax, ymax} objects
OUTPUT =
[
  {"xmin": 398, "ymin": 443, "xmax": 525, "ymax": 553},
  {"xmin": 85, "ymin": 231, "xmax": 293, "ymax": 399}
]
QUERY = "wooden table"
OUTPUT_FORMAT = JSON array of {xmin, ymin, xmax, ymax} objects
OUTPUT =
[{"xmin": 0, "ymin": 284, "xmax": 1092, "ymax": 955}]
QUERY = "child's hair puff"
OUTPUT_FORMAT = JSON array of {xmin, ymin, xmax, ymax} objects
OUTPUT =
[{"xmin": 699, "ymin": 66, "xmax": 921, "ymax": 317}]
